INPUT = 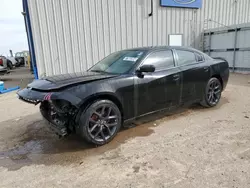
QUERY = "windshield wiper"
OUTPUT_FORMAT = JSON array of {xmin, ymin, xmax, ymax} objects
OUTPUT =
[
  {"xmin": 90, "ymin": 70, "xmax": 108, "ymax": 74},
  {"xmin": 90, "ymin": 70, "xmax": 119, "ymax": 75}
]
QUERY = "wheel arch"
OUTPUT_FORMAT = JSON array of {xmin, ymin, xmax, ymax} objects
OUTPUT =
[
  {"xmin": 75, "ymin": 93, "xmax": 124, "ymax": 124},
  {"xmin": 211, "ymin": 74, "xmax": 223, "ymax": 89}
]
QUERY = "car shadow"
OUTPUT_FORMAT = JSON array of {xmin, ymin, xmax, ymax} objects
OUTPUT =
[{"xmin": 0, "ymin": 97, "xmax": 229, "ymax": 171}]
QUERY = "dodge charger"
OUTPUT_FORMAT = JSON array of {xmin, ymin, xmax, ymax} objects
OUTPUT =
[{"xmin": 17, "ymin": 46, "xmax": 229, "ymax": 145}]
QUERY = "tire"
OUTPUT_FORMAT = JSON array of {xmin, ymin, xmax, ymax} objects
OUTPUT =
[
  {"xmin": 15, "ymin": 62, "xmax": 21, "ymax": 67},
  {"xmin": 7, "ymin": 60, "xmax": 13, "ymax": 69},
  {"xmin": 15, "ymin": 58, "xmax": 24, "ymax": 66},
  {"xmin": 200, "ymin": 77, "xmax": 222, "ymax": 107},
  {"xmin": 77, "ymin": 100, "xmax": 122, "ymax": 145},
  {"xmin": 20, "ymin": 57, "xmax": 25, "ymax": 66}
]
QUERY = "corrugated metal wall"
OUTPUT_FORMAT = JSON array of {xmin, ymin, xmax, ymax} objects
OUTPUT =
[
  {"xmin": 204, "ymin": 23, "xmax": 250, "ymax": 70},
  {"xmin": 27, "ymin": 0, "xmax": 250, "ymax": 77}
]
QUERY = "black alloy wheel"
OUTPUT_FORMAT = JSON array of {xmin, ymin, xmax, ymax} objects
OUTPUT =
[
  {"xmin": 78, "ymin": 100, "xmax": 122, "ymax": 145},
  {"xmin": 201, "ymin": 77, "xmax": 222, "ymax": 107}
]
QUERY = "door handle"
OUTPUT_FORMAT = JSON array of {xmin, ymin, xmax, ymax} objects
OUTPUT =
[
  {"xmin": 203, "ymin": 67, "xmax": 209, "ymax": 72},
  {"xmin": 173, "ymin": 74, "xmax": 180, "ymax": 81}
]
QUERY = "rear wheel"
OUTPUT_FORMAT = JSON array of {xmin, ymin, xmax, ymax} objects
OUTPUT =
[
  {"xmin": 200, "ymin": 77, "xmax": 222, "ymax": 107},
  {"xmin": 78, "ymin": 100, "xmax": 122, "ymax": 145}
]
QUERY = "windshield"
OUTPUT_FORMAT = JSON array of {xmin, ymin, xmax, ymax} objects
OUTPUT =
[{"xmin": 88, "ymin": 50, "xmax": 146, "ymax": 74}]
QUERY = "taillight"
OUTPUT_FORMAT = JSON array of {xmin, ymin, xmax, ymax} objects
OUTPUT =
[{"xmin": 0, "ymin": 59, "xmax": 3, "ymax": 66}]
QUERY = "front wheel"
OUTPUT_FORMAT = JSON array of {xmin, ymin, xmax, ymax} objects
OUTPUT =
[
  {"xmin": 78, "ymin": 100, "xmax": 122, "ymax": 145},
  {"xmin": 200, "ymin": 77, "xmax": 222, "ymax": 107}
]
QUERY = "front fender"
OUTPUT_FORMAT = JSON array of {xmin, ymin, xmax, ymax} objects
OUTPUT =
[
  {"xmin": 73, "ymin": 91, "xmax": 123, "ymax": 125},
  {"xmin": 50, "ymin": 92, "xmax": 82, "ymax": 107},
  {"xmin": 77, "ymin": 91, "xmax": 122, "ymax": 108}
]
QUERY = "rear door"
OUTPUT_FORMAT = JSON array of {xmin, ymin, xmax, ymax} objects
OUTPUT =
[
  {"xmin": 174, "ymin": 49, "xmax": 210, "ymax": 104},
  {"xmin": 134, "ymin": 50, "xmax": 182, "ymax": 116}
]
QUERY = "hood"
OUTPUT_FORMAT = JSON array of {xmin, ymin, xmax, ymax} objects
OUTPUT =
[{"xmin": 28, "ymin": 71, "xmax": 118, "ymax": 91}]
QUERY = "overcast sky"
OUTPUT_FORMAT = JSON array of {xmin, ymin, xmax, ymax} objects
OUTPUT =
[{"xmin": 0, "ymin": 0, "xmax": 28, "ymax": 56}]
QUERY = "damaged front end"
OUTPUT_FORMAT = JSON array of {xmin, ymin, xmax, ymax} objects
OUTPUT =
[
  {"xmin": 17, "ymin": 88, "xmax": 79, "ymax": 137},
  {"xmin": 40, "ymin": 100, "xmax": 78, "ymax": 137}
]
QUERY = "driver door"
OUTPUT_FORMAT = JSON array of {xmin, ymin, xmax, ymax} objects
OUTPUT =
[{"xmin": 134, "ymin": 50, "xmax": 182, "ymax": 117}]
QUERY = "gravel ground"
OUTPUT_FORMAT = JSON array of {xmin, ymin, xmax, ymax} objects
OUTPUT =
[
  {"xmin": 0, "ymin": 67, "xmax": 34, "ymax": 89},
  {"xmin": 0, "ymin": 73, "xmax": 249, "ymax": 188}
]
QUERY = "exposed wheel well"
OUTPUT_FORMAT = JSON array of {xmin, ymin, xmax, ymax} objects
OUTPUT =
[
  {"xmin": 76, "ymin": 94, "xmax": 124, "ymax": 123},
  {"xmin": 212, "ymin": 74, "xmax": 223, "ymax": 89}
]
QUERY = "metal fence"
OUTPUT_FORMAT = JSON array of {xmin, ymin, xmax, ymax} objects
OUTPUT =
[{"xmin": 204, "ymin": 23, "xmax": 250, "ymax": 72}]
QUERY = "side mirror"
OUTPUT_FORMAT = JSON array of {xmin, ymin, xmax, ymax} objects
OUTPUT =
[{"xmin": 137, "ymin": 65, "xmax": 155, "ymax": 73}]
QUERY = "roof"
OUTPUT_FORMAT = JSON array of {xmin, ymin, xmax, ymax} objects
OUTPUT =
[{"xmin": 125, "ymin": 46, "xmax": 196, "ymax": 52}]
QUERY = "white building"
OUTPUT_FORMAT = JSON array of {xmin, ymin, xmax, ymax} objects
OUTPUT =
[{"xmin": 23, "ymin": 0, "xmax": 250, "ymax": 78}]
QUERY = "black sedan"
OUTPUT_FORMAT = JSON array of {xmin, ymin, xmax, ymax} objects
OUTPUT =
[{"xmin": 17, "ymin": 46, "xmax": 229, "ymax": 145}]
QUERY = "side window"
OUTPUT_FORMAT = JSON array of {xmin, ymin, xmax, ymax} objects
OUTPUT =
[
  {"xmin": 176, "ymin": 50, "xmax": 196, "ymax": 66},
  {"xmin": 142, "ymin": 50, "xmax": 175, "ymax": 71}
]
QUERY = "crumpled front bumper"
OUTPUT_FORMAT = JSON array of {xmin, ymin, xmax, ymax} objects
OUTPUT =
[
  {"xmin": 17, "ymin": 88, "xmax": 48, "ymax": 104},
  {"xmin": 17, "ymin": 88, "xmax": 79, "ymax": 137},
  {"xmin": 17, "ymin": 87, "xmax": 82, "ymax": 107}
]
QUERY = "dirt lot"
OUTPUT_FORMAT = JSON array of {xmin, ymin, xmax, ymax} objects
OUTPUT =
[
  {"xmin": 0, "ymin": 73, "xmax": 249, "ymax": 188},
  {"xmin": 0, "ymin": 67, "xmax": 34, "ymax": 89}
]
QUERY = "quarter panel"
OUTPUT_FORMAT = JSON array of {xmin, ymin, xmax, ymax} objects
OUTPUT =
[
  {"xmin": 210, "ymin": 60, "xmax": 230, "ymax": 90},
  {"xmin": 179, "ymin": 62, "xmax": 211, "ymax": 103}
]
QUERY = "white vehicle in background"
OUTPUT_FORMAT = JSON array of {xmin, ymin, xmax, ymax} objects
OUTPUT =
[
  {"xmin": 15, "ymin": 51, "xmax": 29, "ymax": 67},
  {"xmin": 7, "ymin": 57, "xmax": 18, "ymax": 67},
  {"xmin": 0, "ymin": 57, "xmax": 9, "ymax": 75},
  {"xmin": 0, "ymin": 65, "xmax": 9, "ymax": 75},
  {"xmin": 0, "ymin": 56, "xmax": 13, "ymax": 70}
]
